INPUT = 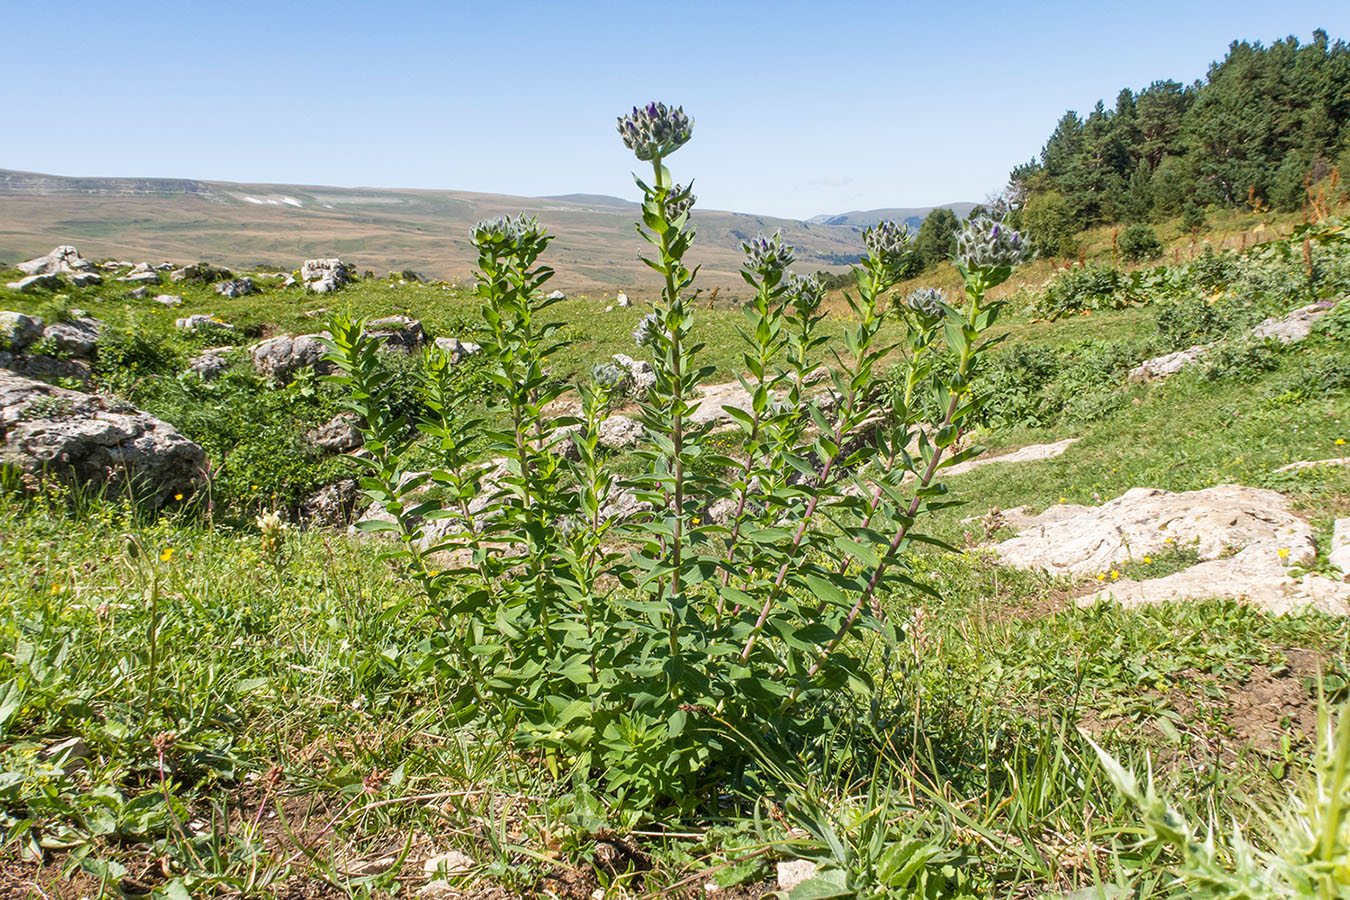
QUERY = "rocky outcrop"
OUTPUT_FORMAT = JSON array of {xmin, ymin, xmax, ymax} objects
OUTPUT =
[
  {"xmin": 1251, "ymin": 302, "xmax": 1332, "ymax": 344},
  {"xmin": 596, "ymin": 414, "xmax": 644, "ymax": 450},
  {"xmin": 365, "ymin": 316, "xmax": 423, "ymax": 353},
  {"xmin": 306, "ymin": 413, "xmax": 363, "ymax": 452},
  {"xmin": 17, "ymin": 245, "xmax": 94, "ymax": 276},
  {"xmin": 213, "ymin": 277, "xmax": 257, "ymax": 298},
  {"xmin": 169, "ymin": 263, "xmax": 232, "ymax": 284},
  {"xmin": 118, "ymin": 262, "xmax": 160, "ymax": 284},
  {"xmin": 0, "ymin": 371, "xmax": 205, "ymax": 504},
  {"xmin": 432, "ymin": 336, "xmax": 482, "ymax": 364},
  {"xmin": 43, "ymin": 318, "xmax": 102, "ymax": 358},
  {"xmin": 250, "ymin": 333, "xmax": 331, "ymax": 384},
  {"xmin": 1128, "ymin": 345, "xmax": 1207, "ymax": 383},
  {"xmin": 154, "ymin": 294, "xmax": 183, "ymax": 307},
  {"xmin": 0, "ymin": 313, "xmax": 44, "ymax": 353},
  {"xmin": 188, "ymin": 348, "xmax": 233, "ymax": 380},
  {"xmin": 611, "ymin": 353, "xmax": 656, "ymax": 394},
  {"xmin": 300, "ymin": 478, "xmax": 360, "ymax": 527},
  {"xmin": 1331, "ymin": 519, "xmax": 1350, "ymax": 577},
  {"xmin": 991, "ymin": 485, "xmax": 1350, "ymax": 615},
  {"xmin": 301, "ymin": 258, "xmax": 355, "ymax": 294},
  {"xmin": 7, "ymin": 274, "xmax": 63, "ymax": 292},
  {"xmin": 176, "ymin": 314, "xmax": 233, "ymax": 333}
]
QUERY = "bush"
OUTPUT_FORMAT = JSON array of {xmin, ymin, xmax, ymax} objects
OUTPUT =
[
  {"xmin": 1119, "ymin": 224, "xmax": 1164, "ymax": 262},
  {"xmin": 1036, "ymin": 263, "xmax": 1121, "ymax": 317}
]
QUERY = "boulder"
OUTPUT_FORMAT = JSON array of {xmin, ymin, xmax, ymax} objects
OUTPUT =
[
  {"xmin": 118, "ymin": 263, "xmax": 160, "ymax": 284},
  {"xmin": 301, "ymin": 258, "xmax": 355, "ymax": 294},
  {"xmin": 214, "ymin": 277, "xmax": 257, "ymax": 298},
  {"xmin": 991, "ymin": 485, "xmax": 1350, "ymax": 615},
  {"xmin": 299, "ymin": 478, "xmax": 360, "ymax": 527},
  {"xmin": 7, "ymin": 274, "xmax": 62, "ymax": 292},
  {"xmin": 596, "ymin": 414, "xmax": 643, "ymax": 450},
  {"xmin": 250, "ymin": 333, "xmax": 332, "ymax": 383},
  {"xmin": 126, "ymin": 287, "xmax": 150, "ymax": 300},
  {"xmin": 546, "ymin": 289, "xmax": 566, "ymax": 300},
  {"xmin": 0, "ymin": 371, "xmax": 205, "ymax": 504},
  {"xmin": 176, "ymin": 314, "xmax": 233, "ymax": 333},
  {"xmin": 0, "ymin": 352, "xmax": 92, "ymax": 386},
  {"xmin": 1251, "ymin": 303, "xmax": 1331, "ymax": 345},
  {"xmin": 306, "ymin": 412, "xmax": 363, "ymax": 452},
  {"xmin": 432, "ymin": 336, "xmax": 482, "ymax": 364},
  {"xmin": 169, "ymin": 263, "xmax": 232, "ymax": 284},
  {"xmin": 1128, "ymin": 345, "xmax": 1207, "ymax": 383},
  {"xmin": 154, "ymin": 294, "xmax": 183, "ymax": 307},
  {"xmin": 70, "ymin": 272, "xmax": 102, "ymax": 287},
  {"xmin": 612, "ymin": 353, "xmax": 656, "ymax": 393},
  {"xmin": 188, "ymin": 348, "xmax": 232, "ymax": 380},
  {"xmin": 616, "ymin": 292, "xmax": 631, "ymax": 308},
  {"xmin": 365, "ymin": 315, "xmax": 423, "ymax": 352},
  {"xmin": 0, "ymin": 312, "xmax": 44, "ymax": 353},
  {"xmin": 598, "ymin": 488, "xmax": 652, "ymax": 522},
  {"xmin": 42, "ymin": 318, "xmax": 102, "ymax": 359},
  {"xmin": 17, "ymin": 246, "xmax": 93, "ymax": 276}
]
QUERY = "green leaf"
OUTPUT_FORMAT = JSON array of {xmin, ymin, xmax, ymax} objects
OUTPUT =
[{"xmin": 789, "ymin": 868, "xmax": 852, "ymax": 900}]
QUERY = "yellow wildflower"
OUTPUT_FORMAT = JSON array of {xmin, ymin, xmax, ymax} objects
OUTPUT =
[
  {"xmin": 1095, "ymin": 573, "xmax": 1106, "ymax": 581},
  {"xmin": 1337, "ymin": 438, "xmax": 1346, "ymax": 445},
  {"xmin": 1277, "ymin": 548, "xmax": 1290, "ymax": 559},
  {"xmin": 174, "ymin": 493, "xmax": 183, "ymax": 501},
  {"xmin": 1110, "ymin": 570, "xmax": 1120, "ymax": 580},
  {"xmin": 160, "ymin": 547, "xmax": 175, "ymax": 562},
  {"xmin": 1143, "ymin": 557, "xmax": 1152, "ymax": 564},
  {"xmin": 50, "ymin": 583, "xmax": 62, "ymax": 595}
]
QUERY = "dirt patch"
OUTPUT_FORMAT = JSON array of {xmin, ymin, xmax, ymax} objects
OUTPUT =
[{"xmin": 1226, "ymin": 649, "xmax": 1325, "ymax": 752}]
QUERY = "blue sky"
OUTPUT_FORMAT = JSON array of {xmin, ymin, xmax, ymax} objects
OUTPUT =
[{"xmin": 4, "ymin": 1, "xmax": 1345, "ymax": 219}]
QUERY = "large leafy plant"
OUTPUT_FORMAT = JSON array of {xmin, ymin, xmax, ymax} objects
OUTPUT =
[{"xmin": 324, "ymin": 103, "xmax": 1025, "ymax": 814}]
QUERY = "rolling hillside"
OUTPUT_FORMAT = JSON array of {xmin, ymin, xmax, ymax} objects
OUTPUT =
[{"xmin": 0, "ymin": 169, "xmax": 929, "ymax": 291}]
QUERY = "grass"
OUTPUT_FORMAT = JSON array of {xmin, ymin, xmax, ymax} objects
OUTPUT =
[{"xmin": 2, "ymin": 233, "xmax": 1350, "ymax": 897}]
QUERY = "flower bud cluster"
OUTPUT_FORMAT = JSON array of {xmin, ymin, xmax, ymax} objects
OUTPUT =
[
  {"xmin": 665, "ymin": 183, "xmax": 696, "ymax": 220},
  {"xmin": 471, "ymin": 215, "xmax": 548, "ymax": 253},
  {"xmin": 864, "ymin": 220, "xmax": 912, "ymax": 274},
  {"xmin": 742, "ymin": 231, "xmax": 796, "ymax": 277},
  {"xmin": 785, "ymin": 272, "xmax": 824, "ymax": 316},
  {"xmin": 903, "ymin": 287, "xmax": 946, "ymax": 318},
  {"xmin": 617, "ymin": 102, "xmax": 693, "ymax": 161},
  {"xmin": 957, "ymin": 218, "xmax": 1028, "ymax": 269},
  {"xmin": 633, "ymin": 312, "xmax": 666, "ymax": 350},
  {"xmin": 591, "ymin": 361, "xmax": 630, "ymax": 392}
]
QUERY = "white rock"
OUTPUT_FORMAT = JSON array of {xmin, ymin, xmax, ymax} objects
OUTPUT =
[
  {"xmin": 596, "ymin": 414, "xmax": 644, "ymax": 450},
  {"xmin": 17, "ymin": 245, "xmax": 93, "ymax": 276},
  {"xmin": 616, "ymin": 292, "xmax": 631, "ymax": 307},
  {"xmin": 301, "ymin": 258, "xmax": 355, "ymax": 294},
  {"xmin": 776, "ymin": 859, "xmax": 819, "ymax": 892},
  {"xmin": 423, "ymin": 850, "xmax": 474, "ymax": 878},
  {"xmin": 154, "ymin": 294, "xmax": 183, "ymax": 307},
  {"xmin": 7, "ymin": 274, "xmax": 62, "ymax": 292},
  {"xmin": 176, "ymin": 315, "xmax": 233, "ymax": 333},
  {"xmin": 992, "ymin": 485, "xmax": 1350, "ymax": 615},
  {"xmin": 546, "ymin": 289, "xmax": 566, "ymax": 300},
  {"xmin": 1331, "ymin": 518, "xmax": 1350, "ymax": 576},
  {"xmin": 612, "ymin": 353, "xmax": 656, "ymax": 393},
  {"xmin": 433, "ymin": 337, "xmax": 482, "ymax": 364},
  {"xmin": 1128, "ymin": 345, "xmax": 1207, "ymax": 383},
  {"xmin": 1251, "ymin": 303, "xmax": 1330, "ymax": 345}
]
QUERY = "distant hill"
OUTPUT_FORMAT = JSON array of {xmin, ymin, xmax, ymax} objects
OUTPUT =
[
  {"xmin": 0, "ymin": 170, "xmax": 882, "ymax": 291},
  {"xmin": 808, "ymin": 203, "xmax": 979, "ymax": 229}
]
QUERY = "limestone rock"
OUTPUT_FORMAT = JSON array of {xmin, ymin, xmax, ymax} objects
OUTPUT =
[
  {"xmin": 301, "ymin": 258, "xmax": 355, "ymax": 294},
  {"xmin": 70, "ymin": 272, "xmax": 102, "ymax": 287},
  {"xmin": 154, "ymin": 294, "xmax": 183, "ymax": 307},
  {"xmin": 126, "ymin": 287, "xmax": 150, "ymax": 300},
  {"xmin": 616, "ymin": 292, "xmax": 631, "ymax": 308},
  {"xmin": 546, "ymin": 289, "xmax": 566, "ymax": 300},
  {"xmin": 7, "ymin": 274, "xmax": 62, "ymax": 292},
  {"xmin": 423, "ymin": 850, "xmax": 474, "ymax": 878},
  {"xmin": 776, "ymin": 859, "xmax": 819, "ymax": 893},
  {"xmin": 0, "ymin": 312, "xmax": 44, "ymax": 353},
  {"xmin": 596, "ymin": 414, "xmax": 643, "ymax": 450},
  {"xmin": 1331, "ymin": 518, "xmax": 1350, "ymax": 577},
  {"xmin": 991, "ymin": 485, "xmax": 1350, "ymax": 615},
  {"xmin": 299, "ymin": 478, "xmax": 360, "ymax": 528},
  {"xmin": 612, "ymin": 353, "xmax": 656, "ymax": 393},
  {"xmin": 0, "ymin": 371, "xmax": 205, "ymax": 504},
  {"xmin": 43, "ymin": 318, "xmax": 102, "ymax": 358},
  {"xmin": 938, "ymin": 438, "xmax": 1079, "ymax": 478},
  {"xmin": 214, "ymin": 277, "xmax": 256, "ymax": 298},
  {"xmin": 365, "ymin": 315, "xmax": 423, "ymax": 352},
  {"xmin": 188, "ymin": 347, "xmax": 232, "ymax": 380},
  {"xmin": 1250, "ymin": 303, "xmax": 1330, "ymax": 345},
  {"xmin": 688, "ymin": 380, "xmax": 754, "ymax": 426},
  {"xmin": 176, "ymin": 314, "xmax": 233, "ymax": 333},
  {"xmin": 118, "ymin": 263, "xmax": 160, "ymax": 284},
  {"xmin": 0, "ymin": 352, "xmax": 92, "ymax": 385},
  {"xmin": 250, "ymin": 333, "xmax": 332, "ymax": 384},
  {"xmin": 307, "ymin": 413, "xmax": 363, "ymax": 452},
  {"xmin": 17, "ymin": 245, "xmax": 93, "ymax": 276},
  {"xmin": 1128, "ymin": 345, "xmax": 1207, "ymax": 383},
  {"xmin": 598, "ymin": 488, "xmax": 652, "ymax": 522},
  {"xmin": 169, "ymin": 263, "xmax": 232, "ymax": 284},
  {"xmin": 433, "ymin": 337, "xmax": 482, "ymax": 364}
]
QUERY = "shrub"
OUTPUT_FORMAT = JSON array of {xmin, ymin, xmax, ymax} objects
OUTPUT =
[
  {"xmin": 1036, "ymin": 263, "xmax": 1121, "ymax": 317},
  {"xmin": 1119, "ymin": 224, "xmax": 1164, "ymax": 262},
  {"xmin": 325, "ymin": 103, "xmax": 1029, "ymax": 814}
]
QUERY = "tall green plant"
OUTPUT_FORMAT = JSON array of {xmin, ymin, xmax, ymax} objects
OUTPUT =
[{"xmin": 324, "ymin": 103, "xmax": 1027, "ymax": 814}]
